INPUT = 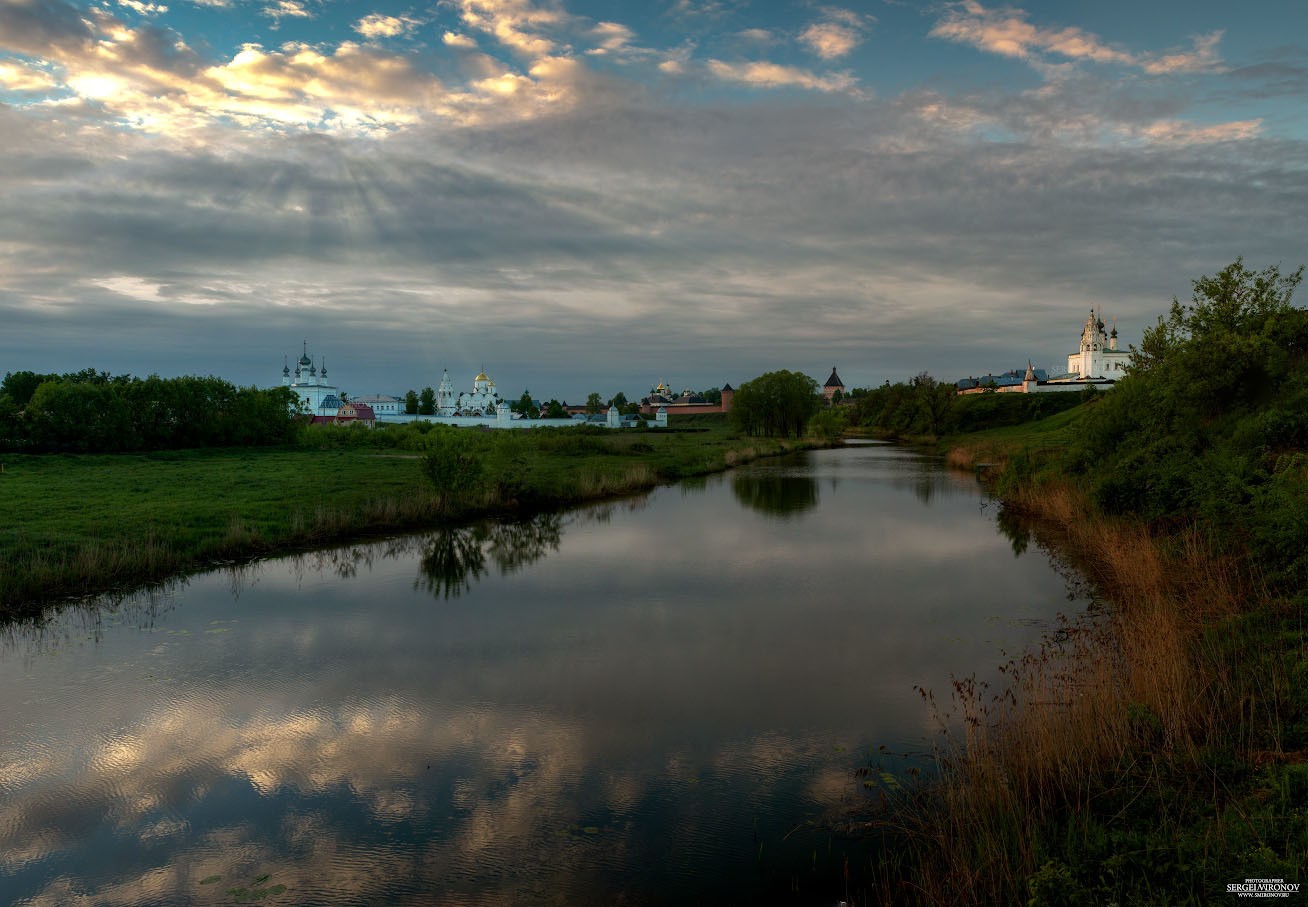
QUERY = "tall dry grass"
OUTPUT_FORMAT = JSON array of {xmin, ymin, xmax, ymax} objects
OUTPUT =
[{"xmin": 877, "ymin": 475, "xmax": 1269, "ymax": 905}]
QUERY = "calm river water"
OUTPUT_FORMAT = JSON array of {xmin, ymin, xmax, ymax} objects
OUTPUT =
[{"xmin": 0, "ymin": 443, "xmax": 1087, "ymax": 905}]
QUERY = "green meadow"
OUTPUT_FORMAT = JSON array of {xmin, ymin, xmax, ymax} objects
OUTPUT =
[{"xmin": 0, "ymin": 423, "xmax": 814, "ymax": 613}]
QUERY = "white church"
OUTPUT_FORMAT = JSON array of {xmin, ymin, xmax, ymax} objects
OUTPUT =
[
  {"xmin": 277, "ymin": 350, "xmax": 648, "ymax": 428},
  {"xmin": 957, "ymin": 309, "xmax": 1132, "ymax": 395},
  {"xmin": 436, "ymin": 368, "xmax": 502, "ymax": 416},
  {"xmin": 1066, "ymin": 308, "xmax": 1130, "ymax": 379},
  {"xmin": 282, "ymin": 344, "xmax": 341, "ymax": 415},
  {"xmin": 280, "ymin": 347, "xmax": 505, "ymax": 418}
]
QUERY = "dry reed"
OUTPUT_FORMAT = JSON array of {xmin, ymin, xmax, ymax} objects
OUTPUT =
[{"xmin": 877, "ymin": 473, "xmax": 1274, "ymax": 905}]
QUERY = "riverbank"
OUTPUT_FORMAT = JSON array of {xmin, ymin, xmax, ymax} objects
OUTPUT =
[
  {"xmin": 0, "ymin": 426, "xmax": 826, "ymax": 615},
  {"xmin": 874, "ymin": 411, "xmax": 1308, "ymax": 904}
]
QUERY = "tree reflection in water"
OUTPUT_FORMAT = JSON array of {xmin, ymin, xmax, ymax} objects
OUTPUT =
[
  {"xmin": 730, "ymin": 472, "xmax": 819, "ymax": 518},
  {"xmin": 994, "ymin": 502, "xmax": 1033, "ymax": 557},
  {"xmin": 417, "ymin": 513, "xmax": 565, "ymax": 599}
]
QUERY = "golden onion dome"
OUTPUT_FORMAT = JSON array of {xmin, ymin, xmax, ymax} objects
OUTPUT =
[{"xmin": 475, "ymin": 372, "xmax": 489, "ymax": 382}]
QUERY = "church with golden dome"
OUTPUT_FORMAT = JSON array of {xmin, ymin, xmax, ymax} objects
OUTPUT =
[{"xmin": 436, "ymin": 367, "xmax": 503, "ymax": 417}]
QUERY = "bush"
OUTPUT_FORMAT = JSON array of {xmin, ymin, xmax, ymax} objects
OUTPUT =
[{"xmin": 1073, "ymin": 259, "xmax": 1308, "ymax": 587}]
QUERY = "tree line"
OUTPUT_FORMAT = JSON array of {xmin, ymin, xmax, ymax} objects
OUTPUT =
[
  {"xmin": 849, "ymin": 372, "xmax": 1085, "ymax": 438},
  {"xmin": 0, "ymin": 369, "xmax": 299, "ymax": 452}
]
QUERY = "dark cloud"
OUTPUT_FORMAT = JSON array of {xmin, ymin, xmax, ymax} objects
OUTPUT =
[
  {"xmin": 0, "ymin": 0, "xmax": 94, "ymax": 57},
  {"xmin": 1224, "ymin": 57, "xmax": 1308, "ymax": 99},
  {"xmin": 1, "ymin": 47, "xmax": 1306, "ymax": 396}
]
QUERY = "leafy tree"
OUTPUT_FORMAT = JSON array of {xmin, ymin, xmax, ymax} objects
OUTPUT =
[
  {"xmin": 701, "ymin": 387, "xmax": 722, "ymax": 405},
  {"xmin": 585, "ymin": 392, "xmax": 604, "ymax": 414},
  {"xmin": 1070, "ymin": 258, "xmax": 1308, "ymax": 588},
  {"xmin": 729, "ymin": 370, "xmax": 821, "ymax": 438},
  {"xmin": 420, "ymin": 429, "xmax": 484, "ymax": 510},
  {"xmin": 0, "ymin": 392, "xmax": 21, "ymax": 449},
  {"xmin": 418, "ymin": 386, "xmax": 436, "ymax": 416},
  {"xmin": 912, "ymin": 371, "xmax": 954, "ymax": 437},
  {"xmin": 1132, "ymin": 258, "xmax": 1304, "ymax": 374},
  {"xmin": 404, "ymin": 390, "xmax": 419, "ymax": 415},
  {"xmin": 808, "ymin": 407, "xmax": 847, "ymax": 441},
  {"xmin": 543, "ymin": 399, "xmax": 567, "ymax": 419},
  {"xmin": 1, "ymin": 371, "xmax": 55, "ymax": 409},
  {"xmin": 512, "ymin": 389, "xmax": 536, "ymax": 416},
  {"xmin": 609, "ymin": 391, "xmax": 628, "ymax": 408}
]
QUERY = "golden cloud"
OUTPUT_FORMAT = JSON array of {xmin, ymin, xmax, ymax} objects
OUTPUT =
[
  {"xmin": 706, "ymin": 59, "xmax": 857, "ymax": 93},
  {"xmin": 454, "ymin": 0, "xmax": 567, "ymax": 60},
  {"xmin": 1141, "ymin": 31, "xmax": 1224, "ymax": 75},
  {"xmin": 799, "ymin": 21, "xmax": 862, "ymax": 60},
  {"xmin": 0, "ymin": 60, "xmax": 59, "ymax": 91},
  {"xmin": 931, "ymin": 0, "xmax": 1132, "ymax": 66},
  {"xmin": 353, "ymin": 13, "xmax": 419, "ymax": 39},
  {"xmin": 1138, "ymin": 117, "xmax": 1260, "ymax": 144}
]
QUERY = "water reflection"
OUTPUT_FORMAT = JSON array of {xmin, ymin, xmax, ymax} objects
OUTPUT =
[
  {"xmin": 0, "ymin": 445, "xmax": 1089, "ymax": 906},
  {"xmin": 995, "ymin": 502, "xmax": 1033, "ymax": 556},
  {"xmin": 730, "ymin": 472, "xmax": 820, "ymax": 518},
  {"xmin": 417, "ymin": 513, "xmax": 565, "ymax": 599}
]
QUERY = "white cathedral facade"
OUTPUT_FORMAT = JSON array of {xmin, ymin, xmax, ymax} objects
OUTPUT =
[
  {"xmin": 957, "ymin": 309, "xmax": 1134, "ymax": 396},
  {"xmin": 273, "ymin": 348, "xmax": 665, "ymax": 428},
  {"xmin": 1066, "ymin": 309, "xmax": 1131, "ymax": 379},
  {"xmin": 436, "ymin": 368, "xmax": 502, "ymax": 417},
  {"xmin": 282, "ymin": 344, "xmax": 341, "ymax": 414},
  {"xmin": 278, "ymin": 348, "xmax": 507, "ymax": 420}
]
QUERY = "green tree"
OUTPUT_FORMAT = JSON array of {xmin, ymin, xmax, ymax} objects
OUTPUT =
[
  {"xmin": 585, "ymin": 392, "xmax": 604, "ymax": 414},
  {"xmin": 729, "ymin": 370, "xmax": 821, "ymax": 438},
  {"xmin": 0, "ymin": 392, "xmax": 21, "ymax": 449},
  {"xmin": 912, "ymin": 371, "xmax": 954, "ymax": 437},
  {"xmin": 808, "ymin": 407, "xmax": 847, "ymax": 441},
  {"xmin": 512, "ymin": 389, "xmax": 536, "ymax": 417},
  {"xmin": 543, "ymin": 399, "xmax": 567, "ymax": 419},
  {"xmin": 1070, "ymin": 258, "xmax": 1308, "ymax": 589},
  {"xmin": 609, "ymin": 391, "xmax": 628, "ymax": 408},
  {"xmin": 418, "ymin": 386, "xmax": 436, "ymax": 416},
  {"xmin": 404, "ymin": 390, "xmax": 419, "ymax": 415},
  {"xmin": 26, "ymin": 380, "xmax": 135, "ymax": 452},
  {"xmin": 1133, "ymin": 257, "xmax": 1304, "ymax": 374},
  {"xmin": 420, "ymin": 429, "xmax": 484, "ymax": 511},
  {"xmin": 1, "ymin": 371, "xmax": 55, "ymax": 409}
]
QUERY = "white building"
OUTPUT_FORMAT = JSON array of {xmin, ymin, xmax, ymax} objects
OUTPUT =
[
  {"xmin": 957, "ymin": 310, "xmax": 1132, "ymax": 395},
  {"xmin": 281, "ymin": 344, "xmax": 340, "ymax": 413},
  {"xmin": 1066, "ymin": 309, "xmax": 1130, "ymax": 379},
  {"xmin": 274, "ymin": 355, "xmax": 666, "ymax": 429},
  {"xmin": 353, "ymin": 394, "xmax": 404, "ymax": 416},
  {"xmin": 436, "ymin": 368, "xmax": 502, "ymax": 417}
]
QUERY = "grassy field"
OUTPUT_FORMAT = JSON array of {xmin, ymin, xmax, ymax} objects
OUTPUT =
[{"xmin": 0, "ymin": 426, "xmax": 815, "ymax": 612}]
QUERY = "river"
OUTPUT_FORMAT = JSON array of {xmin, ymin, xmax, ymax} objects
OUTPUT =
[{"xmin": 0, "ymin": 442, "xmax": 1087, "ymax": 905}]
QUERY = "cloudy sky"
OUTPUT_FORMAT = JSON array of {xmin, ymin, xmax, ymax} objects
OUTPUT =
[{"xmin": 1, "ymin": 0, "xmax": 1305, "ymax": 400}]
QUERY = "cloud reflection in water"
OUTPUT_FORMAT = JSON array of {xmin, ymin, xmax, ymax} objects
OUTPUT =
[{"xmin": 0, "ymin": 446, "xmax": 1089, "ymax": 904}]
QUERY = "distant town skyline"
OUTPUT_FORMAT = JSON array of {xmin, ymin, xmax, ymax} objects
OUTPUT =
[{"xmin": 2, "ymin": 0, "xmax": 1306, "ymax": 400}]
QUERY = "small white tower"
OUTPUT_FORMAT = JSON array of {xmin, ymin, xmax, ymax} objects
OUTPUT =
[{"xmin": 437, "ymin": 370, "xmax": 456, "ymax": 413}]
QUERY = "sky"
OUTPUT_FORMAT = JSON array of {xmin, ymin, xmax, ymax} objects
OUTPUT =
[{"xmin": 1, "ymin": 0, "xmax": 1306, "ymax": 401}]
